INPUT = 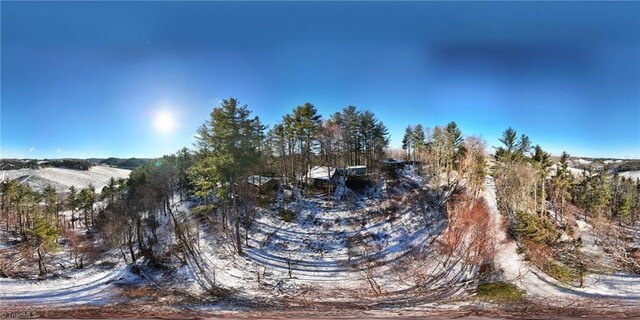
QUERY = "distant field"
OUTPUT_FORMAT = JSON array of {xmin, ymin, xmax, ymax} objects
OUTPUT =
[
  {"xmin": 2, "ymin": 166, "xmax": 131, "ymax": 192},
  {"xmin": 620, "ymin": 170, "xmax": 640, "ymax": 180}
]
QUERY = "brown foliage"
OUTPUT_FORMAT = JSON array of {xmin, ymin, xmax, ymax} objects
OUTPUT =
[{"xmin": 438, "ymin": 194, "xmax": 495, "ymax": 267}]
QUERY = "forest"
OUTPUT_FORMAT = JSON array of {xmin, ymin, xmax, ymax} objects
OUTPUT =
[{"xmin": 1, "ymin": 98, "xmax": 639, "ymax": 316}]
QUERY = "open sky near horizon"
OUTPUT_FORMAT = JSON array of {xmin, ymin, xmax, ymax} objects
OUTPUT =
[{"xmin": 2, "ymin": 1, "xmax": 639, "ymax": 159}]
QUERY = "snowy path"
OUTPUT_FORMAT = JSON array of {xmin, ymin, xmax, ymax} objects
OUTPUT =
[
  {"xmin": 483, "ymin": 176, "xmax": 640, "ymax": 304},
  {"xmin": 0, "ymin": 264, "xmax": 128, "ymax": 306}
]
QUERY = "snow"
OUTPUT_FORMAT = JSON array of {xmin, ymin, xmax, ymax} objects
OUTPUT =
[
  {"xmin": 306, "ymin": 166, "xmax": 336, "ymax": 180},
  {"xmin": 549, "ymin": 164, "xmax": 585, "ymax": 178},
  {"xmin": 575, "ymin": 159, "xmax": 592, "ymax": 165},
  {"xmin": 619, "ymin": 171, "xmax": 640, "ymax": 181},
  {"xmin": 246, "ymin": 175, "xmax": 273, "ymax": 186},
  {"xmin": 0, "ymin": 263, "xmax": 130, "ymax": 306},
  {"xmin": 2, "ymin": 166, "xmax": 130, "ymax": 193},
  {"xmin": 575, "ymin": 219, "xmax": 605, "ymax": 257},
  {"xmin": 181, "ymin": 170, "xmax": 476, "ymax": 304}
]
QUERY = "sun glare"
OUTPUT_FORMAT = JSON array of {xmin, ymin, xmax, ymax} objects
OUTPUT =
[{"xmin": 153, "ymin": 110, "xmax": 176, "ymax": 133}]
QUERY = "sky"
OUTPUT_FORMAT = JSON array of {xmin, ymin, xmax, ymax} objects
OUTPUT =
[{"xmin": 2, "ymin": 1, "xmax": 639, "ymax": 159}]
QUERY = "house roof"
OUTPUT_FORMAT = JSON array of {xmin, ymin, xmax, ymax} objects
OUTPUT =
[
  {"xmin": 246, "ymin": 175, "xmax": 273, "ymax": 186},
  {"xmin": 307, "ymin": 166, "xmax": 336, "ymax": 180},
  {"xmin": 381, "ymin": 158, "xmax": 404, "ymax": 164}
]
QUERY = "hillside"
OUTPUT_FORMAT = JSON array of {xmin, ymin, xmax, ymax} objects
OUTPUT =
[{"xmin": 1, "ymin": 166, "xmax": 130, "ymax": 193}]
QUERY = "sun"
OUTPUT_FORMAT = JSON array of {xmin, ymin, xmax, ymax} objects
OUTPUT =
[{"xmin": 153, "ymin": 110, "xmax": 176, "ymax": 133}]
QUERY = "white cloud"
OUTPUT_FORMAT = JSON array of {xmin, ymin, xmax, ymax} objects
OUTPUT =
[
  {"xmin": 56, "ymin": 148, "xmax": 62, "ymax": 153},
  {"xmin": 28, "ymin": 147, "xmax": 35, "ymax": 153}
]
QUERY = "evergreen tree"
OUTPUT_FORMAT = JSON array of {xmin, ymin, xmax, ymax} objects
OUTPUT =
[
  {"xmin": 191, "ymin": 98, "xmax": 265, "ymax": 255},
  {"xmin": 67, "ymin": 185, "xmax": 79, "ymax": 229},
  {"xmin": 28, "ymin": 211, "xmax": 59, "ymax": 275},
  {"xmin": 402, "ymin": 126, "xmax": 414, "ymax": 161},
  {"xmin": 412, "ymin": 124, "xmax": 426, "ymax": 162},
  {"xmin": 532, "ymin": 145, "xmax": 552, "ymax": 215}
]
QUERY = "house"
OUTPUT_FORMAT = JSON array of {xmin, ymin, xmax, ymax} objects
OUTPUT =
[
  {"xmin": 246, "ymin": 175, "xmax": 273, "ymax": 187},
  {"xmin": 381, "ymin": 158, "xmax": 405, "ymax": 170},
  {"xmin": 245, "ymin": 175, "xmax": 279, "ymax": 192},
  {"xmin": 345, "ymin": 165, "xmax": 367, "ymax": 176},
  {"xmin": 306, "ymin": 166, "xmax": 337, "ymax": 186}
]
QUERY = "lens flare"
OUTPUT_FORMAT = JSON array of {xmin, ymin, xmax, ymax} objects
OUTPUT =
[{"xmin": 153, "ymin": 110, "xmax": 176, "ymax": 133}]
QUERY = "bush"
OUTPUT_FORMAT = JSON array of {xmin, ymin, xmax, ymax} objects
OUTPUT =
[
  {"xmin": 192, "ymin": 204, "xmax": 217, "ymax": 217},
  {"xmin": 544, "ymin": 261, "xmax": 580, "ymax": 283},
  {"xmin": 476, "ymin": 282, "xmax": 525, "ymax": 302},
  {"xmin": 513, "ymin": 211, "xmax": 559, "ymax": 244},
  {"xmin": 280, "ymin": 209, "xmax": 295, "ymax": 223}
]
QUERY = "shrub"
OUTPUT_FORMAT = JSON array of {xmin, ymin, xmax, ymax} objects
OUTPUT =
[
  {"xmin": 192, "ymin": 204, "xmax": 217, "ymax": 217},
  {"xmin": 280, "ymin": 209, "xmax": 295, "ymax": 223},
  {"xmin": 476, "ymin": 282, "xmax": 525, "ymax": 302},
  {"xmin": 544, "ymin": 261, "xmax": 580, "ymax": 283},
  {"xmin": 513, "ymin": 211, "xmax": 559, "ymax": 244}
]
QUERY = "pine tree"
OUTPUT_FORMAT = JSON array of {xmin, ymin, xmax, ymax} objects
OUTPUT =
[
  {"xmin": 551, "ymin": 151, "xmax": 573, "ymax": 217},
  {"xmin": 532, "ymin": 145, "xmax": 552, "ymax": 215},
  {"xmin": 68, "ymin": 185, "xmax": 79, "ymax": 229},
  {"xmin": 191, "ymin": 98, "xmax": 264, "ymax": 255},
  {"xmin": 412, "ymin": 124, "xmax": 426, "ymax": 163},
  {"xmin": 402, "ymin": 126, "xmax": 413, "ymax": 161},
  {"xmin": 28, "ymin": 211, "xmax": 59, "ymax": 275}
]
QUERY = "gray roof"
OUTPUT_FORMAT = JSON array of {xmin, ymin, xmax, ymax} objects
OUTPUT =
[{"xmin": 246, "ymin": 175, "xmax": 273, "ymax": 186}]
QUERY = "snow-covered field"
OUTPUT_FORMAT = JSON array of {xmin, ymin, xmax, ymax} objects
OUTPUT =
[
  {"xmin": 620, "ymin": 170, "xmax": 640, "ymax": 181},
  {"xmin": 549, "ymin": 164, "xmax": 585, "ymax": 178},
  {"xmin": 2, "ymin": 166, "xmax": 130, "ymax": 192}
]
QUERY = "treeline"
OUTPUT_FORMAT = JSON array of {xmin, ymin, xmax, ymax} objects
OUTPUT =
[
  {"xmin": 265, "ymin": 104, "xmax": 389, "ymax": 182},
  {"xmin": 492, "ymin": 127, "xmax": 640, "ymax": 281},
  {"xmin": 0, "ymin": 159, "xmax": 39, "ymax": 170},
  {"xmin": 0, "ymin": 150, "xmax": 192, "ymax": 275},
  {"xmin": 48, "ymin": 159, "xmax": 92, "ymax": 170},
  {"xmin": 99, "ymin": 157, "xmax": 153, "ymax": 169},
  {"xmin": 402, "ymin": 122, "xmax": 486, "ymax": 200},
  {"xmin": 493, "ymin": 126, "xmax": 640, "ymax": 225}
]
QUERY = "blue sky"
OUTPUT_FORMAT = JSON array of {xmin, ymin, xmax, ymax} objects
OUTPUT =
[{"xmin": 2, "ymin": 1, "xmax": 639, "ymax": 159}]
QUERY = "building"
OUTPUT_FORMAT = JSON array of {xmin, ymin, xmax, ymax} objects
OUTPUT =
[
  {"xmin": 306, "ymin": 166, "xmax": 337, "ymax": 186},
  {"xmin": 381, "ymin": 158, "xmax": 405, "ymax": 170},
  {"xmin": 344, "ymin": 165, "xmax": 367, "ymax": 176}
]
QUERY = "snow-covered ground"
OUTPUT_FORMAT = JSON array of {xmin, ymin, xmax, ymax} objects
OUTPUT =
[
  {"xmin": 619, "ymin": 170, "xmax": 640, "ymax": 181},
  {"xmin": 484, "ymin": 176, "xmax": 640, "ymax": 305},
  {"xmin": 549, "ymin": 164, "xmax": 585, "ymax": 178},
  {"xmin": 181, "ymin": 170, "xmax": 476, "ymax": 305},
  {"xmin": 2, "ymin": 167, "xmax": 638, "ymax": 313},
  {"xmin": 2, "ymin": 166, "xmax": 130, "ymax": 192},
  {"xmin": 0, "ymin": 262, "xmax": 130, "ymax": 306}
]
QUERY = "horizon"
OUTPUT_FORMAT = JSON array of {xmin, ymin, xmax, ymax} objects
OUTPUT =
[{"xmin": 2, "ymin": 2, "xmax": 639, "ymax": 160}]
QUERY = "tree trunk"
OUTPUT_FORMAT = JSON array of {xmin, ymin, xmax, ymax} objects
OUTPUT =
[
  {"xmin": 231, "ymin": 182, "xmax": 243, "ymax": 255},
  {"xmin": 37, "ymin": 247, "xmax": 46, "ymax": 276}
]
